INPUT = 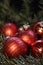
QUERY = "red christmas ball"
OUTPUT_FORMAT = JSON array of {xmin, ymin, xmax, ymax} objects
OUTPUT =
[
  {"xmin": 2, "ymin": 23, "xmax": 18, "ymax": 36},
  {"xmin": 3, "ymin": 37, "xmax": 27, "ymax": 59},
  {"xmin": 33, "ymin": 21, "xmax": 43, "ymax": 35},
  {"xmin": 31, "ymin": 40, "xmax": 43, "ymax": 58},
  {"xmin": 18, "ymin": 29, "xmax": 37, "ymax": 46}
]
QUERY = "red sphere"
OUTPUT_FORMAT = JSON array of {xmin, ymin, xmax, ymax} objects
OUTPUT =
[
  {"xmin": 31, "ymin": 40, "xmax": 43, "ymax": 58},
  {"xmin": 18, "ymin": 29, "xmax": 37, "ymax": 46},
  {"xmin": 3, "ymin": 37, "xmax": 27, "ymax": 59},
  {"xmin": 2, "ymin": 23, "xmax": 18, "ymax": 36},
  {"xmin": 33, "ymin": 21, "xmax": 43, "ymax": 35}
]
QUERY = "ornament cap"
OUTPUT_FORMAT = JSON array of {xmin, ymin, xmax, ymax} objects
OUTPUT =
[{"xmin": 23, "ymin": 24, "xmax": 30, "ymax": 31}]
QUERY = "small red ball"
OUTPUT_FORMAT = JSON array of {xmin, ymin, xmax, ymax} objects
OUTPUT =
[
  {"xmin": 2, "ymin": 23, "xmax": 18, "ymax": 36},
  {"xmin": 17, "ymin": 29, "xmax": 37, "ymax": 46},
  {"xmin": 31, "ymin": 40, "xmax": 43, "ymax": 58},
  {"xmin": 3, "ymin": 37, "xmax": 27, "ymax": 59},
  {"xmin": 33, "ymin": 21, "xmax": 43, "ymax": 35}
]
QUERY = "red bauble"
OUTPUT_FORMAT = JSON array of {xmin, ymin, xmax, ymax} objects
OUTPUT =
[
  {"xmin": 3, "ymin": 37, "xmax": 27, "ymax": 59},
  {"xmin": 31, "ymin": 40, "xmax": 43, "ymax": 58},
  {"xmin": 17, "ymin": 29, "xmax": 37, "ymax": 46},
  {"xmin": 2, "ymin": 23, "xmax": 18, "ymax": 36},
  {"xmin": 33, "ymin": 21, "xmax": 43, "ymax": 35}
]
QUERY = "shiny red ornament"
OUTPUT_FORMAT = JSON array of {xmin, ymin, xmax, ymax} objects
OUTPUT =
[
  {"xmin": 31, "ymin": 40, "xmax": 43, "ymax": 58},
  {"xmin": 18, "ymin": 29, "xmax": 37, "ymax": 46},
  {"xmin": 2, "ymin": 23, "xmax": 18, "ymax": 36},
  {"xmin": 3, "ymin": 37, "xmax": 27, "ymax": 59},
  {"xmin": 33, "ymin": 21, "xmax": 43, "ymax": 35}
]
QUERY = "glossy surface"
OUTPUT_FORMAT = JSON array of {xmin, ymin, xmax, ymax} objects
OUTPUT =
[
  {"xmin": 33, "ymin": 22, "xmax": 43, "ymax": 35},
  {"xmin": 3, "ymin": 37, "xmax": 27, "ymax": 59},
  {"xmin": 31, "ymin": 40, "xmax": 43, "ymax": 58},
  {"xmin": 2, "ymin": 23, "xmax": 18, "ymax": 36}
]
